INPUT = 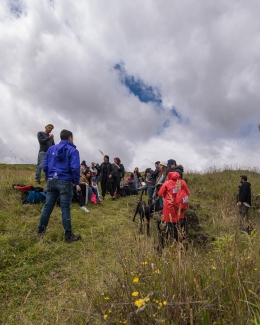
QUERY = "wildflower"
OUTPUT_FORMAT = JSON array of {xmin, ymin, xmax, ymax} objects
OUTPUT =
[
  {"xmin": 163, "ymin": 301, "xmax": 167, "ymax": 305},
  {"xmin": 104, "ymin": 296, "xmax": 110, "ymax": 300},
  {"xmin": 158, "ymin": 302, "xmax": 163, "ymax": 309},
  {"xmin": 154, "ymin": 269, "xmax": 160, "ymax": 274},
  {"xmin": 133, "ymin": 277, "xmax": 139, "ymax": 283},
  {"xmin": 132, "ymin": 291, "xmax": 139, "ymax": 297},
  {"xmin": 135, "ymin": 299, "xmax": 144, "ymax": 308},
  {"xmin": 142, "ymin": 261, "xmax": 148, "ymax": 265},
  {"xmin": 211, "ymin": 266, "xmax": 216, "ymax": 270},
  {"xmin": 146, "ymin": 297, "xmax": 150, "ymax": 302},
  {"xmin": 104, "ymin": 314, "xmax": 108, "ymax": 320}
]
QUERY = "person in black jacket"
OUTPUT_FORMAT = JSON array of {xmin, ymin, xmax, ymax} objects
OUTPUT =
[
  {"xmin": 166, "ymin": 159, "xmax": 184, "ymax": 179},
  {"xmin": 109, "ymin": 157, "xmax": 125, "ymax": 199},
  {"xmin": 99, "ymin": 155, "xmax": 113, "ymax": 200},
  {"xmin": 35, "ymin": 124, "xmax": 55, "ymax": 184},
  {"xmin": 237, "ymin": 175, "xmax": 251, "ymax": 233}
]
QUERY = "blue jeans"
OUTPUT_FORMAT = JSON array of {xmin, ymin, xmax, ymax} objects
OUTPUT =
[
  {"xmin": 87, "ymin": 187, "xmax": 99, "ymax": 201},
  {"xmin": 137, "ymin": 185, "xmax": 147, "ymax": 192},
  {"xmin": 38, "ymin": 179, "xmax": 73, "ymax": 236},
  {"xmin": 133, "ymin": 179, "xmax": 138, "ymax": 190},
  {"xmin": 35, "ymin": 151, "xmax": 46, "ymax": 180}
]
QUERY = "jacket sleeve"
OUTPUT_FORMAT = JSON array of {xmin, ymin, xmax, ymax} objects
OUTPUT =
[
  {"xmin": 70, "ymin": 149, "xmax": 80, "ymax": 185},
  {"xmin": 158, "ymin": 182, "xmax": 167, "ymax": 197},
  {"xmin": 121, "ymin": 164, "xmax": 125, "ymax": 178},
  {"xmin": 42, "ymin": 150, "xmax": 49, "ymax": 179},
  {"xmin": 37, "ymin": 132, "xmax": 51, "ymax": 144},
  {"xmin": 181, "ymin": 180, "xmax": 190, "ymax": 196}
]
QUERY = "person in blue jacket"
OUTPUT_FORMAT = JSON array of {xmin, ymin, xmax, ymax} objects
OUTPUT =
[{"xmin": 37, "ymin": 129, "xmax": 81, "ymax": 243}]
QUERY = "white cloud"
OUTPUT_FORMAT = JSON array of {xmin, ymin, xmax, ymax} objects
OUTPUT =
[{"xmin": 0, "ymin": 0, "xmax": 260, "ymax": 173}]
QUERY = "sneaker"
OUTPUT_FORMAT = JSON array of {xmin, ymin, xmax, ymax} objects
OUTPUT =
[
  {"xmin": 65, "ymin": 234, "xmax": 81, "ymax": 243},
  {"xmin": 80, "ymin": 206, "xmax": 90, "ymax": 212},
  {"xmin": 99, "ymin": 197, "xmax": 102, "ymax": 201}
]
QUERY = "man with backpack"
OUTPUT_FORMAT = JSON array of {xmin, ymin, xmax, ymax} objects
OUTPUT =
[
  {"xmin": 36, "ymin": 124, "xmax": 55, "ymax": 184},
  {"xmin": 158, "ymin": 171, "xmax": 190, "ymax": 243},
  {"xmin": 37, "ymin": 129, "xmax": 81, "ymax": 243}
]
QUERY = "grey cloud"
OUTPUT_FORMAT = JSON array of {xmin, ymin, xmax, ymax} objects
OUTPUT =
[{"xmin": 0, "ymin": 0, "xmax": 260, "ymax": 171}]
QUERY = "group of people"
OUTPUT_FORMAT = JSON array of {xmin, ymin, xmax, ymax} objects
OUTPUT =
[{"xmin": 35, "ymin": 124, "xmax": 252, "ymax": 243}]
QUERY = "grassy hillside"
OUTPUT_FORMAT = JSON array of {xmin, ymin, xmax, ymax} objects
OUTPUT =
[{"xmin": 0, "ymin": 165, "xmax": 260, "ymax": 324}]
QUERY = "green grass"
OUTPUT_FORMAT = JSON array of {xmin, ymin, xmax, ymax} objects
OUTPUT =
[{"xmin": 0, "ymin": 166, "xmax": 260, "ymax": 324}]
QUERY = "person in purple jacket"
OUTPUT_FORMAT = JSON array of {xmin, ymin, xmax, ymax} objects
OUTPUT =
[{"xmin": 37, "ymin": 129, "xmax": 81, "ymax": 243}]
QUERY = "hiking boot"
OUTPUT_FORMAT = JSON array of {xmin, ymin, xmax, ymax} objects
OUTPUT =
[
  {"xmin": 36, "ymin": 179, "xmax": 41, "ymax": 185},
  {"xmin": 80, "ymin": 206, "xmax": 90, "ymax": 212},
  {"xmin": 37, "ymin": 230, "xmax": 45, "ymax": 238},
  {"xmin": 65, "ymin": 234, "xmax": 81, "ymax": 243}
]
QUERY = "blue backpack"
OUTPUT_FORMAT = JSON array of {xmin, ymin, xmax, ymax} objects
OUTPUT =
[{"xmin": 13, "ymin": 184, "xmax": 46, "ymax": 204}]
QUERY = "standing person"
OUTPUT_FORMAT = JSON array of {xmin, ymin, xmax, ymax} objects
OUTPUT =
[
  {"xmin": 153, "ymin": 161, "xmax": 167, "ymax": 209},
  {"xmin": 37, "ymin": 129, "xmax": 81, "ymax": 243},
  {"xmin": 158, "ymin": 172, "xmax": 190, "ymax": 243},
  {"xmin": 137, "ymin": 168, "xmax": 154, "ymax": 205},
  {"xmin": 237, "ymin": 175, "xmax": 251, "ymax": 233},
  {"xmin": 35, "ymin": 124, "xmax": 55, "ymax": 184},
  {"xmin": 99, "ymin": 155, "xmax": 113, "ymax": 200},
  {"xmin": 109, "ymin": 157, "xmax": 125, "ymax": 200},
  {"xmin": 166, "ymin": 159, "xmax": 184, "ymax": 179},
  {"xmin": 130, "ymin": 167, "xmax": 141, "ymax": 190}
]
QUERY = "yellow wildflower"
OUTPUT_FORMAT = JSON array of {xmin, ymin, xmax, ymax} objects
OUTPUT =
[
  {"xmin": 141, "ymin": 261, "xmax": 148, "ymax": 265},
  {"xmin": 104, "ymin": 314, "xmax": 108, "ymax": 320},
  {"xmin": 146, "ymin": 297, "xmax": 150, "ymax": 302},
  {"xmin": 133, "ymin": 277, "xmax": 139, "ymax": 283},
  {"xmin": 132, "ymin": 291, "xmax": 139, "ymax": 297},
  {"xmin": 135, "ymin": 299, "xmax": 144, "ymax": 308},
  {"xmin": 163, "ymin": 301, "xmax": 167, "ymax": 305},
  {"xmin": 104, "ymin": 296, "xmax": 110, "ymax": 300}
]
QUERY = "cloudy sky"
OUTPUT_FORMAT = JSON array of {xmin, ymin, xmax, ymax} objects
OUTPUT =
[{"xmin": 1, "ymin": 0, "xmax": 260, "ymax": 172}]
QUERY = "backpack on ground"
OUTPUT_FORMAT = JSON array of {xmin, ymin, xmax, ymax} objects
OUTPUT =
[{"xmin": 13, "ymin": 184, "xmax": 47, "ymax": 204}]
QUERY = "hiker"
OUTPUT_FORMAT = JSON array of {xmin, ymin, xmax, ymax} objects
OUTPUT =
[
  {"xmin": 158, "ymin": 171, "xmax": 190, "ymax": 243},
  {"xmin": 37, "ymin": 129, "xmax": 81, "ymax": 243},
  {"xmin": 153, "ymin": 161, "xmax": 167, "ymax": 209},
  {"xmin": 35, "ymin": 124, "xmax": 55, "ymax": 184},
  {"xmin": 237, "ymin": 175, "xmax": 251, "ymax": 233},
  {"xmin": 109, "ymin": 157, "xmax": 125, "ymax": 200},
  {"xmin": 99, "ymin": 155, "xmax": 113, "ymax": 200},
  {"xmin": 130, "ymin": 167, "xmax": 142, "ymax": 190},
  {"xmin": 137, "ymin": 168, "xmax": 155, "ymax": 205},
  {"xmin": 166, "ymin": 159, "xmax": 184, "ymax": 179}
]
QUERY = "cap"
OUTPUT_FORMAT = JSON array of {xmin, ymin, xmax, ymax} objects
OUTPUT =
[
  {"xmin": 45, "ymin": 124, "xmax": 54, "ymax": 129},
  {"xmin": 159, "ymin": 161, "xmax": 167, "ymax": 167},
  {"xmin": 155, "ymin": 161, "xmax": 160, "ymax": 165},
  {"xmin": 167, "ymin": 159, "xmax": 176, "ymax": 167}
]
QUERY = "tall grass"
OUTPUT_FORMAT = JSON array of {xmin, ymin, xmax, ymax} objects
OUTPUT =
[{"xmin": 0, "ymin": 165, "xmax": 260, "ymax": 324}]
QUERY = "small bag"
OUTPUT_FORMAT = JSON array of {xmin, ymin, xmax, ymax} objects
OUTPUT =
[{"xmin": 91, "ymin": 191, "xmax": 97, "ymax": 205}]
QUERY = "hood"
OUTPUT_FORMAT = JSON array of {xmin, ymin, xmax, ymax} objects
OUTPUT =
[
  {"xmin": 55, "ymin": 140, "xmax": 75, "ymax": 161},
  {"xmin": 168, "ymin": 171, "xmax": 181, "ymax": 181},
  {"xmin": 175, "ymin": 165, "xmax": 184, "ymax": 172}
]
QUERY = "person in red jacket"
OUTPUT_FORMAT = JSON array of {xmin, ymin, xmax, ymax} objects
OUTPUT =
[{"xmin": 158, "ymin": 171, "xmax": 190, "ymax": 243}]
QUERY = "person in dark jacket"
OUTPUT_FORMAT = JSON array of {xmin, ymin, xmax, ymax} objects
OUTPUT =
[
  {"xmin": 99, "ymin": 155, "xmax": 113, "ymax": 200},
  {"xmin": 35, "ymin": 124, "xmax": 55, "ymax": 184},
  {"xmin": 166, "ymin": 159, "xmax": 184, "ymax": 179},
  {"xmin": 37, "ymin": 129, "xmax": 81, "ymax": 243},
  {"xmin": 237, "ymin": 175, "xmax": 252, "ymax": 233},
  {"xmin": 109, "ymin": 157, "xmax": 125, "ymax": 199}
]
